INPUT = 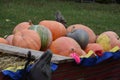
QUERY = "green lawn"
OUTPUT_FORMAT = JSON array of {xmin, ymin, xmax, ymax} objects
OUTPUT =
[{"xmin": 0, "ymin": 0, "xmax": 120, "ymax": 37}]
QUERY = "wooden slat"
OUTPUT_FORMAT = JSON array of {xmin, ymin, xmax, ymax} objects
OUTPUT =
[{"xmin": 0, "ymin": 43, "xmax": 73, "ymax": 64}]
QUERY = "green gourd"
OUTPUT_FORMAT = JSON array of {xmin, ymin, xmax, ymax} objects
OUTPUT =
[
  {"xmin": 67, "ymin": 29, "xmax": 89, "ymax": 50},
  {"xmin": 29, "ymin": 25, "xmax": 52, "ymax": 51}
]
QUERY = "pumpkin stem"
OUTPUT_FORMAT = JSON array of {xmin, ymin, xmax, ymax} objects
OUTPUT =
[
  {"xmin": 28, "ymin": 20, "xmax": 33, "ymax": 25},
  {"xmin": 55, "ymin": 10, "xmax": 67, "ymax": 28},
  {"xmin": 66, "ymin": 26, "xmax": 75, "ymax": 36},
  {"xmin": 71, "ymin": 26, "xmax": 76, "ymax": 33},
  {"xmin": 71, "ymin": 48, "xmax": 76, "ymax": 53}
]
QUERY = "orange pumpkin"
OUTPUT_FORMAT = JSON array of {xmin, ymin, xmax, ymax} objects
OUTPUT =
[
  {"xmin": 5, "ymin": 35, "xmax": 14, "ymax": 45},
  {"xmin": 13, "ymin": 21, "xmax": 32, "ymax": 34},
  {"xmin": 39, "ymin": 20, "xmax": 67, "ymax": 40},
  {"xmin": 0, "ymin": 37, "xmax": 8, "ymax": 44},
  {"xmin": 85, "ymin": 43, "xmax": 104, "ymax": 56},
  {"xmin": 116, "ymin": 40, "xmax": 120, "ymax": 48},
  {"xmin": 102, "ymin": 31, "xmax": 119, "ymax": 39},
  {"xmin": 67, "ymin": 24, "xmax": 96, "ymax": 43},
  {"xmin": 49, "ymin": 37, "xmax": 86, "ymax": 57},
  {"xmin": 13, "ymin": 30, "xmax": 41, "ymax": 50},
  {"xmin": 96, "ymin": 31, "xmax": 120, "ymax": 51},
  {"xmin": 102, "ymin": 31, "xmax": 119, "ymax": 48}
]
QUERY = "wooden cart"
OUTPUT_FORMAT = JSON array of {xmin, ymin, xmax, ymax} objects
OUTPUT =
[{"xmin": 0, "ymin": 43, "xmax": 120, "ymax": 80}]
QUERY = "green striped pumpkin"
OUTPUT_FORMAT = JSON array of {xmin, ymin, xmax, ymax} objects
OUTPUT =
[{"xmin": 29, "ymin": 25, "xmax": 52, "ymax": 51}]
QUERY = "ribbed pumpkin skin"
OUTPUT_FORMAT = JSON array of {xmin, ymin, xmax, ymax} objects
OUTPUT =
[
  {"xmin": 0, "ymin": 38, "xmax": 8, "ymax": 44},
  {"xmin": 39, "ymin": 20, "xmax": 67, "ymax": 40},
  {"xmin": 29, "ymin": 25, "xmax": 52, "ymax": 51},
  {"xmin": 5, "ymin": 35, "xmax": 14, "ymax": 45},
  {"xmin": 67, "ymin": 24, "xmax": 96, "ymax": 43},
  {"xmin": 67, "ymin": 29, "xmax": 89, "ymax": 50},
  {"xmin": 49, "ymin": 37, "xmax": 85, "ymax": 57},
  {"xmin": 116, "ymin": 40, "xmax": 120, "ymax": 48},
  {"xmin": 13, "ymin": 30, "xmax": 41, "ymax": 50},
  {"xmin": 102, "ymin": 31, "xmax": 119, "ymax": 39},
  {"xmin": 13, "ymin": 22, "xmax": 31, "ymax": 34}
]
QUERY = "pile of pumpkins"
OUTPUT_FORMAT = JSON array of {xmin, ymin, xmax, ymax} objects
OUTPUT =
[{"xmin": 0, "ymin": 20, "xmax": 120, "ymax": 57}]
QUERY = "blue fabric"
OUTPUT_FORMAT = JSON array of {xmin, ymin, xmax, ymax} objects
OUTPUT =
[
  {"xmin": 2, "ymin": 51, "xmax": 120, "ymax": 80},
  {"xmin": 2, "ymin": 69, "xmax": 23, "ymax": 80},
  {"xmin": 2, "ymin": 63, "xmax": 58, "ymax": 80},
  {"xmin": 80, "ymin": 51, "xmax": 120, "ymax": 66},
  {"xmin": 96, "ymin": 51, "xmax": 113, "ymax": 63},
  {"xmin": 51, "ymin": 63, "xmax": 58, "ymax": 72},
  {"xmin": 112, "ymin": 51, "xmax": 120, "ymax": 59}
]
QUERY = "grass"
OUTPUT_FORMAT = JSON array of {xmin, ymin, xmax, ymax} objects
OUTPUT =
[{"xmin": 0, "ymin": 0, "xmax": 120, "ymax": 37}]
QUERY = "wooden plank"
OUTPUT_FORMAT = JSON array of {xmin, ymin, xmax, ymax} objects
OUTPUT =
[{"xmin": 0, "ymin": 43, "xmax": 73, "ymax": 64}]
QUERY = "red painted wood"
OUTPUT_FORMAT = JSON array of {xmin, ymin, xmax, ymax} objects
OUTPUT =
[
  {"xmin": 52, "ymin": 58, "xmax": 120, "ymax": 80},
  {"xmin": 1, "ymin": 58, "xmax": 120, "ymax": 80}
]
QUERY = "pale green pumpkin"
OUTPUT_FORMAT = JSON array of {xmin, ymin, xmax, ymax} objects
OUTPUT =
[{"xmin": 29, "ymin": 25, "xmax": 52, "ymax": 51}]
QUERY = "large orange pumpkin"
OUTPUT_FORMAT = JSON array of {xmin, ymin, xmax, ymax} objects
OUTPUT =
[
  {"xmin": 5, "ymin": 35, "xmax": 14, "ymax": 45},
  {"xmin": 39, "ymin": 20, "xmax": 67, "ymax": 40},
  {"xmin": 0, "ymin": 37, "xmax": 8, "ymax": 44},
  {"xmin": 13, "ymin": 21, "xmax": 32, "ymax": 34},
  {"xmin": 49, "ymin": 37, "xmax": 86, "ymax": 57},
  {"xmin": 12, "ymin": 30, "xmax": 41, "ymax": 50},
  {"xmin": 67, "ymin": 24, "xmax": 96, "ymax": 43}
]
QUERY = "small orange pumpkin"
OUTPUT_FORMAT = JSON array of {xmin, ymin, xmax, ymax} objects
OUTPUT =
[
  {"xmin": 13, "ymin": 21, "xmax": 32, "ymax": 34},
  {"xmin": 39, "ymin": 20, "xmax": 67, "ymax": 40},
  {"xmin": 13, "ymin": 30, "xmax": 41, "ymax": 50},
  {"xmin": 102, "ymin": 31, "xmax": 119, "ymax": 39},
  {"xmin": 49, "ymin": 37, "xmax": 85, "ymax": 57},
  {"xmin": 116, "ymin": 40, "xmax": 120, "ymax": 48},
  {"xmin": 67, "ymin": 24, "xmax": 96, "ymax": 43},
  {"xmin": 85, "ymin": 43, "xmax": 104, "ymax": 56},
  {"xmin": 5, "ymin": 35, "xmax": 14, "ymax": 45},
  {"xmin": 0, "ymin": 37, "xmax": 8, "ymax": 44},
  {"xmin": 96, "ymin": 31, "xmax": 120, "ymax": 51},
  {"xmin": 102, "ymin": 31, "xmax": 119, "ymax": 48}
]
